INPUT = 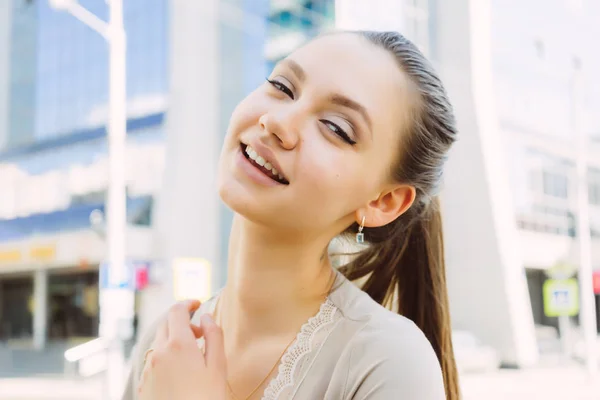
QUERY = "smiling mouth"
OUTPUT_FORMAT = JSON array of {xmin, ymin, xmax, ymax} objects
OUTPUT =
[{"xmin": 241, "ymin": 144, "xmax": 289, "ymax": 185}]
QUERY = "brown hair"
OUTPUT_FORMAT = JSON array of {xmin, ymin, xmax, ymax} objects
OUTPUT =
[{"xmin": 338, "ymin": 31, "xmax": 460, "ymax": 399}]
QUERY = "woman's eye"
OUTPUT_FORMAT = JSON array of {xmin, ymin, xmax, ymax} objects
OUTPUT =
[
  {"xmin": 320, "ymin": 119, "xmax": 357, "ymax": 146},
  {"xmin": 266, "ymin": 78, "xmax": 294, "ymax": 100}
]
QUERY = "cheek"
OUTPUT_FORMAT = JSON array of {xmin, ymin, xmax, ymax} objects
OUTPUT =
[
  {"xmin": 227, "ymin": 91, "xmax": 267, "ymax": 138},
  {"xmin": 298, "ymin": 151, "xmax": 365, "ymax": 204}
]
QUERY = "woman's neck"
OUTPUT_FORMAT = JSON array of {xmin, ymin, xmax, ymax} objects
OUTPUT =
[{"xmin": 219, "ymin": 214, "xmax": 335, "ymax": 348}]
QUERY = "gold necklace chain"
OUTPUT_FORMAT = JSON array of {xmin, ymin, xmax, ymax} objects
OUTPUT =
[
  {"xmin": 214, "ymin": 297, "xmax": 297, "ymax": 400},
  {"xmin": 216, "ymin": 270, "xmax": 337, "ymax": 400}
]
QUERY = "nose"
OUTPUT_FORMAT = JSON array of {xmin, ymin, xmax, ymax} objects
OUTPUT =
[{"xmin": 258, "ymin": 108, "xmax": 301, "ymax": 150}]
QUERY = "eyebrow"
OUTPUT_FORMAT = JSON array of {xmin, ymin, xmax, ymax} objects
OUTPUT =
[
  {"xmin": 279, "ymin": 58, "xmax": 373, "ymax": 133},
  {"xmin": 280, "ymin": 59, "xmax": 306, "ymax": 82},
  {"xmin": 329, "ymin": 94, "xmax": 373, "ymax": 132}
]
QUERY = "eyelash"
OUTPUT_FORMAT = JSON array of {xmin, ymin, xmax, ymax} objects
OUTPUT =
[
  {"xmin": 266, "ymin": 78, "xmax": 357, "ymax": 146},
  {"xmin": 266, "ymin": 78, "xmax": 295, "ymax": 99},
  {"xmin": 319, "ymin": 120, "xmax": 356, "ymax": 145}
]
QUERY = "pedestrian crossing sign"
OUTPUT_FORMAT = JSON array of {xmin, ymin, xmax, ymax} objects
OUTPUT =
[{"xmin": 543, "ymin": 278, "xmax": 579, "ymax": 317}]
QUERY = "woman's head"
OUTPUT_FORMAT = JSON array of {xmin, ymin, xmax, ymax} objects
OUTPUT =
[
  {"xmin": 218, "ymin": 31, "xmax": 459, "ymax": 398},
  {"xmin": 218, "ymin": 32, "xmax": 423, "ymax": 238}
]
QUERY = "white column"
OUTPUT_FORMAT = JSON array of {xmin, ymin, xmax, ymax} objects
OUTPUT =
[
  {"xmin": 0, "ymin": 0, "xmax": 12, "ymax": 150},
  {"xmin": 33, "ymin": 269, "xmax": 48, "ymax": 350},
  {"xmin": 142, "ymin": 0, "xmax": 221, "ymax": 334},
  {"xmin": 572, "ymin": 60, "xmax": 598, "ymax": 376},
  {"xmin": 433, "ymin": 0, "xmax": 538, "ymax": 366}
]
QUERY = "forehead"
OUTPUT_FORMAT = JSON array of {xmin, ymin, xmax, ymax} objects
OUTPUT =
[{"xmin": 286, "ymin": 33, "xmax": 413, "ymax": 142}]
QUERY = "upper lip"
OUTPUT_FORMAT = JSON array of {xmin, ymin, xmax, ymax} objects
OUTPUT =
[{"xmin": 244, "ymin": 140, "xmax": 288, "ymax": 181}]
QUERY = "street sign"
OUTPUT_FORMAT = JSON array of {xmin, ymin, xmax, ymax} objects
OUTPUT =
[
  {"xmin": 172, "ymin": 258, "xmax": 212, "ymax": 302},
  {"xmin": 543, "ymin": 278, "xmax": 580, "ymax": 317},
  {"xmin": 99, "ymin": 260, "xmax": 151, "ymax": 290},
  {"xmin": 593, "ymin": 271, "xmax": 600, "ymax": 295}
]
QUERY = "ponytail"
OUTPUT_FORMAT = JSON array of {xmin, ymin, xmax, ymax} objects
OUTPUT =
[
  {"xmin": 335, "ymin": 29, "xmax": 459, "ymax": 399},
  {"xmin": 339, "ymin": 198, "xmax": 460, "ymax": 400}
]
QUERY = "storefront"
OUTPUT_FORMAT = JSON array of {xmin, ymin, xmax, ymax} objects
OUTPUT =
[
  {"xmin": 0, "ymin": 272, "xmax": 33, "ymax": 341},
  {"xmin": 47, "ymin": 268, "xmax": 99, "ymax": 340},
  {"xmin": 0, "ymin": 267, "xmax": 100, "ymax": 343},
  {"xmin": 0, "ymin": 221, "xmax": 154, "ymax": 349}
]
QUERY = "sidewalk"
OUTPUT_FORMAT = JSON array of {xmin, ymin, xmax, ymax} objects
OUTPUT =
[{"xmin": 461, "ymin": 364, "xmax": 600, "ymax": 400}]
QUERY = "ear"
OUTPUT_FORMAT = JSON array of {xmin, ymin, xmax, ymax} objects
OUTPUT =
[{"xmin": 356, "ymin": 185, "xmax": 416, "ymax": 228}]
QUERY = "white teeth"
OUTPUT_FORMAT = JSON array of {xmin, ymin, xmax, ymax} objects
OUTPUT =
[
  {"xmin": 246, "ymin": 145, "xmax": 258, "ymax": 160},
  {"xmin": 244, "ymin": 144, "xmax": 286, "ymax": 182}
]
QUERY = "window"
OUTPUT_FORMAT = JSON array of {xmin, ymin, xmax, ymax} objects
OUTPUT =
[
  {"xmin": 33, "ymin": 0, "xmax": 168, "ymax": 139},
  {"xmin": 542, "ymin": 171, "xmax": 569, "ymax": 199},
  {"xmin": 265, "ymin": 0, "xmax": 335, "ymax": 62},
  {"xmin": 590, "ymin": 182, "xmax": 600, "ymax": 206}
]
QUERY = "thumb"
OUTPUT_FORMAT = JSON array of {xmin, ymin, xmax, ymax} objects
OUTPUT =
[{"xmin": 201, "ymin": 314, "xmax": 226, "ymax": 373}]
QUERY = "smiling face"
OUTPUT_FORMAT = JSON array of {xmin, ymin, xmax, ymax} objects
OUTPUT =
[{"xmin": 217, "ymin": 33, "xmax": 417, "ymax": 237}]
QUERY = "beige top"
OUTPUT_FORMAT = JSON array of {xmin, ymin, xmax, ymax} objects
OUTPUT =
[{"xmin": 121, "ymin": 271, "xmax": 446, "ymax": 399}]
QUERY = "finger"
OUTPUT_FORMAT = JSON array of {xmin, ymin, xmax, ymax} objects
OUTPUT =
[
  {"xmin": 201, "ymin": 314, "xmax": 226, "ymax": 372},
  {"xmin": 167, "ymin": 300, "xmax": 202, "ymax": 343},
  {"xmin": 153, "ymin": 319, "xmax": 168, "ymax": 347}
]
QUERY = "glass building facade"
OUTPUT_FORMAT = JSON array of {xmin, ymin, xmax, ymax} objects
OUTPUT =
[
  {"xmin": 34, "ymin": 0, "xmax": 168, "ymax": 140},
  {"xmin": 1, "ymin": 0, "xmax": 169, "ymax": 227},
  {"xmin": 0, "ymin": 0, "xmax": 338, "ymax": 247}
]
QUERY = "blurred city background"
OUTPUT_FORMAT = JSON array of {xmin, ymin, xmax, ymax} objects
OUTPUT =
[{"xmin": 0, "ymin": 0, "xmax": 599, "ymax": 399}]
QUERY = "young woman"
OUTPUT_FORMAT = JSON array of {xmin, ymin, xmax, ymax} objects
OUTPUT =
[{"xmin": 123, "ymin": 30, "xmax": 460, "ymax": 400}]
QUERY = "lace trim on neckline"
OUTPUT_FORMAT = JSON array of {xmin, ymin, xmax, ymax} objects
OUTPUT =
[{"xmin": 261, "ymin": 298, "xmax": 338, "ymax": 400}]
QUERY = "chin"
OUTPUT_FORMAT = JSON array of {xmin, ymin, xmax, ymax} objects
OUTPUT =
[
  {"xmin": 216, "ymin": 153, "xmax": 288, "ymax": 226},
  {"xmin": 217, "ymin": 170, "xmax": 266, "ymax": 221},
  {"xmin": 217, "ymin": 181, "xmax": 304, "ymax": 235}
]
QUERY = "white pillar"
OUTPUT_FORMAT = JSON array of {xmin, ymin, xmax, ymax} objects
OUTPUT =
[
  {"xmin": 572, "ymin": 60, "xmax": 598, "ymax": 377},
  {"xmin": 0, "ymin": 0, "xmax": 12, "ymax": 150},
  {"xmin": 143, "ymin": 0, "xmax": 221, "ymax": 334},
  {"xmin": 433, "ymin": 0, "xmax": 538, "ymax": 366},
  {"xmin": 33, "ymin": 269, "xmax": 48, "ymax": 350}
]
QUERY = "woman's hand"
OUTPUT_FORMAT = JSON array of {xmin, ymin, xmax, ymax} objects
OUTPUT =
[{"xmin": 137, "ymin": 300, "xmax": 227, "ymax": 400}]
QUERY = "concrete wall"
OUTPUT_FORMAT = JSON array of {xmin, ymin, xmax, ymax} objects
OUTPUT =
[
  {"xmin": 141, "ymin": 0, "xmax": 223, "ymax": 335},
  {"xmin": 433, "ymin": 0, "xmax": 538, "ymax": 366}
]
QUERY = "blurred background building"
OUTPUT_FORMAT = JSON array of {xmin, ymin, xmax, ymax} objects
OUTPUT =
[{"xmin": 0, "ymin": 0, "xmax": 598, "ymax": 381}]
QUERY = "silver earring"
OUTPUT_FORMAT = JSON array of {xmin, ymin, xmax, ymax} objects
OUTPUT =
[{"xmin": 356, "ymin": 216, "xmax": 366, "ymax": 244}]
